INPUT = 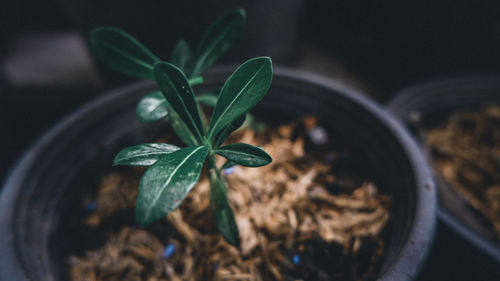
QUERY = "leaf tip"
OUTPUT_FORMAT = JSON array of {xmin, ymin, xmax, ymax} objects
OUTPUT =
[
  {"xmin": 153, "ymin": 61, "xmax": 185, "ymax": 77},
  {"xmin": 112, "ymin": 155, "xmax": 122, "ymax": 166},
  {"xmin": 265, "ymin": 156, "xmax": 273, "ymax": 165},
  {"xmin": 153, "ymin": 61, "xmax": 170, "ymax": 82},
  {"xmin": 135, "ymin": 203, "xmax": 154, "ymax": 228},
  {"xmin": 89, "ymin": 26, "xmax": 121, "ymax": 41},
  {"xmin": 135, "ymin": 215, "xmax": 150, "ymax": 228},
  {"xmin": 226, "ymin": 233, "xmax": 241, "ymax": 248},
  {"xmin": 248, "ymin": 56, "xmax": 273, "ymax": 71},
  {"xmin": 89, "ymin": 26, "xmax": 105, "ymax": 39},
  {"xmin": 235, "ymin": 8, "xmax": 246, "ymax": 20},
  {"xmin": 263, "ymin": 57, "xmax": 273, "ymax": 69}
]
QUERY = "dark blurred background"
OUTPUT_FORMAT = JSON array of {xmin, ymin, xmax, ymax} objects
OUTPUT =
[{"xmin": 2, "ymin": 1, "xmax": 500, "ymax": 280}]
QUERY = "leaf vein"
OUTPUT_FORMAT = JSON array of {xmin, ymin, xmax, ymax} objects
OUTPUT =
[
  {"xmin": 144, "ymin": 146, "xmax": 205, "ymax": 221},
  {"xmin": 163, "ymin": 72, "xmax": 204, "ymax": 141},
  {"xmin": 99, "ymin": 41, "xmax": 155, "ymax": 70},
  {"xmin": 209, "ymin": 64, "xmax": 265, "ymax": 138}
]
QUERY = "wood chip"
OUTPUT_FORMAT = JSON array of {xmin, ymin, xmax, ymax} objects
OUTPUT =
[{"xmin": 427, "ymin": 105, "xmax": 500, "ymax": 240}]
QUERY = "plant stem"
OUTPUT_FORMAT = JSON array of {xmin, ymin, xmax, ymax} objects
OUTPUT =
[
  {"xmin": 207, "ymin": 153, "xmax": 240, "ymax": 247},
  {"xmin": 207, "ymin": 153, "xmax": 220, "ymax": 175}
]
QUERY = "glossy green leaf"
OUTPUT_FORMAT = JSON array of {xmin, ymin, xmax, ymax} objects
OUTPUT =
[
  {"xmin": 136, "ymin": 91, "xmax": 169, "ymax": 122},
  {"xmin": 90, "ymin": 27, "xmax": 160, "ymax": 79},
  {"xmin": 154, "ymin": 62, "xmax": 204, "ymax": 143},
  {"xmin": 136, "ymin": 77, "xmax": 206, "ymax": 124},
  {"xmin": 135, "ymin": 92, "xmax": 203, "ymax": 146},
  {"xmin": 215, "ymin": 143, "xmax": 272, "ymax": 167},
  {"xmin": 113, "ymin": 143, "xmax": 180, "ymax": 166},
  {"xmin": 220, "ymin": 160, "xmax": 237, "ymax": 170},
  {"xmin": 170, "ymin": 39, "xmax": 192, "ymax": 72},
  {"xmin": 191, "ymin": 9, "xmax": 246, "ymax": 77},
  {"xmin": 136, "ymin": 146, "xmax": 209, "ymax": 226},
  {"xmin": 210, "ymin": 172, "xmax": 240, "ymax": 247},
  {"xmin": 208, "ymin": 57, "xmax": 272, "ymax": 139},
  {"xmin": 166, "ymin": 105, "xmax": 199, "ymax": 146},
  {"xmin": 213, "ymin": 114, "xmax": 246, "ymax": 147}
]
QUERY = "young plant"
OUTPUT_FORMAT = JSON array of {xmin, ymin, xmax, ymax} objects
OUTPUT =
[{"xmin": 90, "ymin": 9, "xmax": 273, "ymax": 247}]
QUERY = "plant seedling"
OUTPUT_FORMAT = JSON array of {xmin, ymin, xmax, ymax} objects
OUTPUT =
[{"xmin": 90, "ymin": 9, "xmax": 273, "ymax": 247}]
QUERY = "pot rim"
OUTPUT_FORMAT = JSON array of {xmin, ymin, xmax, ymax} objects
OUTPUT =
[
  {"xmin": 271, "ymin": 67, "xmax": 436, "ymax": 281},
  {"xmin": 0, "ymin": 66, "xmax": 436, "ymax": 281},
  {"xmin": 386, "ymin": 74, "xmax": 500, "ymax": 264}
]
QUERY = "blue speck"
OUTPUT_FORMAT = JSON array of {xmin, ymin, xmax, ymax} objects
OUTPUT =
[
  {"xmin": 162, "ymin": 243, "xmax": 176, "ymax": 259},
  {"xmin": 324, "ymin": 153, "xmax": 335, "ymax": 163},
  {"xmin": 223, "ymin": 167, "xmax": 235, "ymax": 175},
  {"xmin": 292, "ymin": 254, "xmax": 300, "ymax": 265},
  {"xmin": 84, "ymin": 201, "xmax": 97, "ymax": 212}
]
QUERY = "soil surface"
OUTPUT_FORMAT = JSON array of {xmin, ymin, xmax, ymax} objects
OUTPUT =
[
  {"xmin": 426, "ymin": 105, "xmax": 500, "ymax": 240},
  {"xmin": 69, "ymin": 118, "xmax": 391, "ymax": 281}
]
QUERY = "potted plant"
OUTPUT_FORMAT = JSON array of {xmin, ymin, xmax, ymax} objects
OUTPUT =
[
  {"xmin": 0, "ymin": 8, "xmax": 435, "ymax": 281},
  {"xmin": 387, "ymin": 75, "xmax": 500, "ymax": 278}
]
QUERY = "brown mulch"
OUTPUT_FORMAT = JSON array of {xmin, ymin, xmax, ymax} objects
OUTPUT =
[
  {"xmin": 426, "ymin": 105, "xmax": 500, "ymax": 239},
  {"xmin": 69, "ymin": 119, "xmax": 391, "ymax": 281}
]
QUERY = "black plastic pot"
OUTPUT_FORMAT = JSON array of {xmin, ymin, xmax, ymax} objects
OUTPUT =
[
  {"xmin": 0, "ymin": 67, "xmax": 435, "ymax": 281},
  {"xmin": 387, "ymin": 75, "xmax": 500, "ymax": 277}
]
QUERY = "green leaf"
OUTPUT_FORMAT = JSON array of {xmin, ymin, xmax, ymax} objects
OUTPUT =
[
  {"xmin": 113, "ymin": 143, "xmax": 180, "ymax": 166},
  {"xmin": 136, "ymin": 146, "xmax": 209, "ymax": 226},
  {"xmin": 134, "ymin": 92, "xmax": 202, "ymax": 146},
  {"xmin": 166, "ymin": 105, "xmax": 199, "ymax": 146},
  {"xmin": 90, "ymin": 27, "xmax": 160, "ymax": 79},
  {"xmin": 208, "ymin": 57, "xmax": 272, "ymax": 139},
  {"xmin": 136, "ymin": 78, "xmax": 206, "ymax": 123},
  {"xmin": 191, "ymin": 9, "xmax": 246, "ymax": 77},
  {"xmin": 136, "ymin": 91, "xmax": 169, "ymax": 123},
  {"xmin": 154, "ymin": 62, "xmax": 205, "ymax": 143},
  {"xmin": 170, "ymin": 39, "xmax": 192, "ymax": 72},
  {"xmin": 215, "ymin": 143, "xmax": 272, "ymax": 167},
  {"xmin": 220, "ymin": 160, "xmax": 237, "ymax": 170},
  {"xmin": 213, "ymin": 114, "xmax": 246, "ymax": 147},
  {"xmin": 196, "ymin": 92, "xmax": 219, "ymax": 107},
  {"xmin": 210, "ymin": 172, "xmax": 240, "ymax": 247}
]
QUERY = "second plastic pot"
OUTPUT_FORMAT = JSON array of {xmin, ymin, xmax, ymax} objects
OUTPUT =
[{"xmin": 387, "ymin": 75, "xmax": 500, "ymax": 278}]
